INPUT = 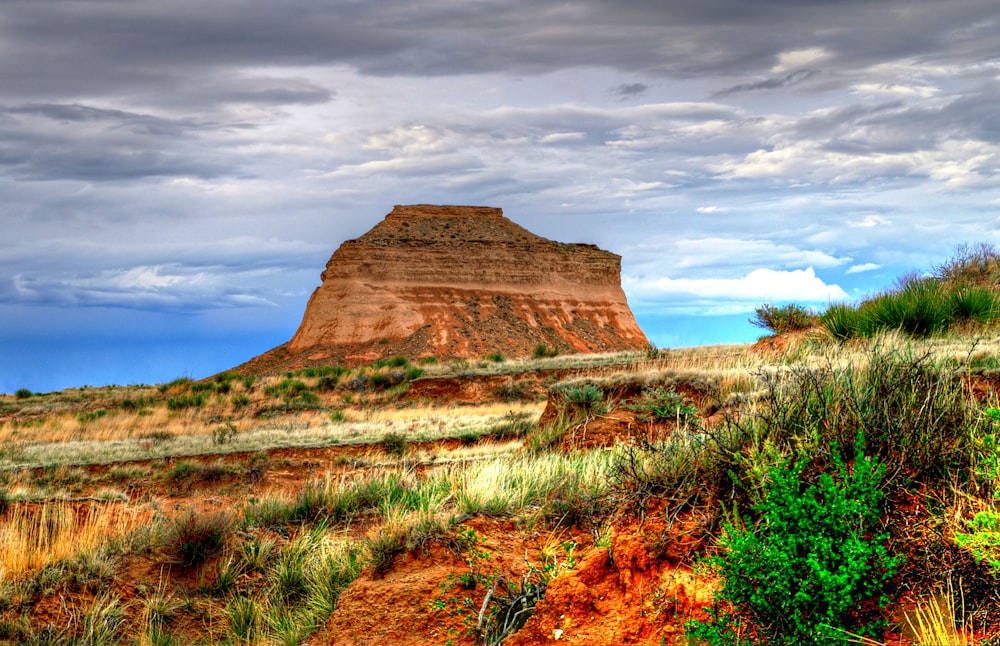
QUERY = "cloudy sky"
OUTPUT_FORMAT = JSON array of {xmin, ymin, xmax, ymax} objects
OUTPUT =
[{"xmin": 3, "ymin": 0, "xmax": 1000, "ymax": 392}]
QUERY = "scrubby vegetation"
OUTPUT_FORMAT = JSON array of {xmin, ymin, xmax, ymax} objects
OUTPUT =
[
  {"xmin": 752, "ymin": 244, "xmax": 1000, "ymax": 342},
  {"xmin": 5, "ymin": 245, "xmax": 1000, "ymax": 643},
  {"xmin": 750, "ymin": 303, "xmax": 817, "ymax": 335}
]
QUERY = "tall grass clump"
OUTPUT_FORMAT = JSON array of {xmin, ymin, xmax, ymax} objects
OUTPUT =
[
  {"xmin": 949, "ymin": 286, "xmax": 1000, "ymax": 325},
  {"xmin": 0, "ymin": 502, "xmax": 143, "ymax": 581},
  {"xmin": 712, "ymin": 344, "xmax": 975, "ymax": 494},
  {"xmin": 157, "ymin": 509, "xmax": 234, "ymax": 568},
  {"xmin": 822, "ymin": 245, "xmax": 1000, "ymax": 341},
  {"xmin": 453, "ymin": 451, "xmax": 612, "ymax": 520},
  {"xmin": 820, "ymin": 303, "xmax": 867, "ymax": 340},
  {"xmin": 862, "ymin": 279, "xmax": 952, "ymax": 337}
]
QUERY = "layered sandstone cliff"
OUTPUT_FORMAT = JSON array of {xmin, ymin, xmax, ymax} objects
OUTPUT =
[{"xmin": 244, "ymin": 205, "xmax": 648, "ymax": 371}]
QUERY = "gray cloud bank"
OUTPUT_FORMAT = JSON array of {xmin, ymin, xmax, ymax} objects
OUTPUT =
[{"xmin": 3, "ymin": 0, "xmax": 1000, "ymax": 388}]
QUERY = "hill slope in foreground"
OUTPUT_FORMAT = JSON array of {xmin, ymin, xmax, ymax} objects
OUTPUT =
[
  {"xmin": 4, "ymin": 335, "xmax": 1000, "ymax": 644},
  {"xmin": 236, "ymin": 204, "xmax": 649, "ymax": 374}
]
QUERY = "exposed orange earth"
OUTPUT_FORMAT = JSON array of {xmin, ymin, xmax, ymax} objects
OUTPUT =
[{"xmin": 237, "ymin": 205, "xmax": 649, "ymax": 373}]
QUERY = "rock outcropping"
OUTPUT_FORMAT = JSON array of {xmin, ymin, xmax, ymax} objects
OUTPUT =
[{"xmin": 243, "ymin": 205, "xmax": 648, "ymax": 371}]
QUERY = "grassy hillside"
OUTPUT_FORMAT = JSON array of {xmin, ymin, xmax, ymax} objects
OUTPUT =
[{"xmin": 3, "ymin": 247, "xmax": 1000, "ymax": 644}]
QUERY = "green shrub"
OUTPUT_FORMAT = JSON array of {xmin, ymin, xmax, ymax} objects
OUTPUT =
[
  {"xmin": 231, "ymin": 393, "xmax": 251, "ymax": 408},
  {"xmin": 750, "ymin": 303, "xmax": 816, "ymax": 335},
  {"xmin": 954, "ymin": 510, "xmax": 1000, "ymax": 572},
  {"xmin": 688, "ymin": 437, "xmax": 900, "ymax": 645},
  {"xmin": 120, "ymin": 396, "xmax": 154, "ymax": 411},
  {"xmin": 484, "ymin": 352, "xmax": 506, "ymax": 363},
  {"xmin": 371, "ymin": 356, "xmax": 409, "ymax": 369},
  {"xmin": 191, "ymin": 381, "xmax": 216, "ymax": 393},
  {"xmin": 159, "ymin": 377, "xmax": 193, "ymax": 393},
  {"xmin": 14, "ymin": 388, "xmax": 32, "ymax": 399}
]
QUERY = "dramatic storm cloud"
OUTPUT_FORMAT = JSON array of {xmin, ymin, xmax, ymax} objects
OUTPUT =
[{"xmin": 3, "ymin": 0, "xmax": 1000, "ymax": 391}]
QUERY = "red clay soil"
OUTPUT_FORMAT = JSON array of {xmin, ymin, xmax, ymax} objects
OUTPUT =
[
  {"xmin": 310, "ymin": 508, "xmax": 718, "ymax": 646},
  {"xmin": 313, "ymin": 516, "xmax": 558, "ymax": 645},
  {"xmin": 505, "ymin": 512, "xmax": 717, "ymax": 646}
]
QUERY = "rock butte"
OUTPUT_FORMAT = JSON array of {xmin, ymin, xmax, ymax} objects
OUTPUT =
[{"xmin": 240, "ymin": 204, "xmax": 649, "ymax": 372}]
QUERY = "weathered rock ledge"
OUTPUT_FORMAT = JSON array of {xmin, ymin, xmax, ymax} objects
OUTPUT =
[{"xmin": 238, "ymin": 204, "xmax": 649, "ymax": 372}]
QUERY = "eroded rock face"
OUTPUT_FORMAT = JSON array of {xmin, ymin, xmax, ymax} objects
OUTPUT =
[{"xmin": 251, "ymin": 205, "xmax": 648, "ymax": 369}]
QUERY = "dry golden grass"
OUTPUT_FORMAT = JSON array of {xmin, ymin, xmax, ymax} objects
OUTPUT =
[
  {"xmin": 4, "ymin": 334, "xmax": 995, "ymax": 471},
  {"xmin": 0, "ymin": 501, "xmax": 147, "ymax": 581},
  {"xmin": 1, "ymin": 403, "xmax": 543, "ymax": 468}
]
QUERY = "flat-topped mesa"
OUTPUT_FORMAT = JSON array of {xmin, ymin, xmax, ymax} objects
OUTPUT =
[
  {"xmin": 383, "ymin": 204, "xmax": 504, "ymax": 221},
  {"xmin": 247, "ymin": 204, "xmax": 649, "ymax": 370}
]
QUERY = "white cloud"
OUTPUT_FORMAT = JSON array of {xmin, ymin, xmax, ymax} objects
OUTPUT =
[
  {"xmin": 626, "ymin": 237, "xmax": 851, "ymax": 273},
  {"xmin": 773, "ymin": 47, "xmax": 830, "ymax": 73},
  {"xmin": 848, "ymin": 215, "xmax": 890, "ymax": 228},
  {"xmin": 539, "ymin": 132, "xmax": 586, "ymax": 144},
  {"xmin": 625, "ymin": 267, "xmax": 849, "ymax": 312},
  {"xmin": 847, "ymin": 262, "xmax": 882, "ymax": 274},
  {"xmin": 713, "ymin": 138, "xmax": 1000, "ymax": 189},
  {"xmin": 851, "ymin": 82, "xmax": 938, "ymax": 98}
]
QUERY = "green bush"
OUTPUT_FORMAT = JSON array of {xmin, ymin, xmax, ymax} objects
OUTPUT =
[
  {"xmin": 955, "ymin": 510, "xmax": 1000, "ymax": 572},
  {"xmin": 688, "ymin": 437, "xmax": 900, "ymax": 645},
  {"xmin": 750, "ymin": 303, "xmax": 816, "ymax": 335},
  {"xmin": 212, "ymin": 422, "xmax": 239, "ymax": 445},
  {"xmin": 14, "ymin": 388, "xmax": 32, "ymax": 399},
  {"xmin": 77, "ymin": 409, "xmax": 109, "ymax": 425}
]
